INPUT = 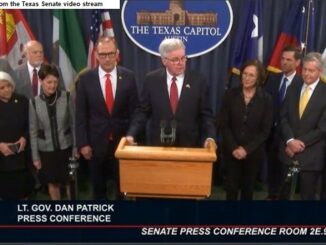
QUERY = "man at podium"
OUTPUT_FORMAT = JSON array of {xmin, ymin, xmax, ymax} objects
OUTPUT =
[{"xmin": 126, "ymin": 38, "xmax": 216, "ymax": 147}]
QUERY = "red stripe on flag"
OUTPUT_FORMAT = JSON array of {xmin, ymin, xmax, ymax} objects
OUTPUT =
[
  {"xmin": 0, "ymin": 10, "xmax": 8, "ymax": 56},
  {"xmin": 267, "ymin": 33, "xmax": 300, "ymax": 72},
  {"xmin": 102, "ymin": 19, "xmax": 112, "ymax": 30}
]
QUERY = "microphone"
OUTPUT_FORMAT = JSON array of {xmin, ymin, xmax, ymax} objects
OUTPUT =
[{"xmin": 160, "ymin": 120, "xmax": 177, "ymax": 145}]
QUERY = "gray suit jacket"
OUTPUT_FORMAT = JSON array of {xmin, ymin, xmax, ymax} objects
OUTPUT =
[
  {"xmin": 14, "ymin": 63, "xmax": 65, "ymax": 99},
  {"xmin": 279, "ymin": 79, "xmax": 326, "ymax": 171},
  {"xmin": 29, "ymin": 91, "xmax": 76, "ymax": 161}
]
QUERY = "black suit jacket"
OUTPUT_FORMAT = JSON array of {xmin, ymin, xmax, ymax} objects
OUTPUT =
[
  {"xmin": 221, "ymin": 87, "xmax": 273, "ymax": 160},
  {"xmin": 264, "ymin": 72, "xmax": 303, "ymax": 146},
  {"xmin": 264, "ymin": 72, "xmax": 303, "ymax": 127},
  {"xmin": 127, "ymin": 68, "xmax": 216, "ymax": 147},
  {"xmin": 75, "ymin": 66, "xmax": 139, "ymax": 157},
  {"xmin": 280, "ymin": 80, "xmax": 326, "ymax": 170}
]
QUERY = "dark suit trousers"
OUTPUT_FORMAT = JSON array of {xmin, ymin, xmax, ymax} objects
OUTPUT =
[
  {"xmin": 300, "ymin": 171, "xmax": 321, "ymax": 200},
  {"xmin": 89, "ymin": 142, "xmax": 120, "ymax": 200},
  {"xmin": 267, "ymin": 141, "xmax": 284, "ymax": 198},
  {"xmin": 225, "ymin": 155, "xmax": 261, "ymax": 200}
]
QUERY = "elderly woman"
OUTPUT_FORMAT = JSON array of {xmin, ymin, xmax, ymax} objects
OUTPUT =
[
  {"xmin": 0, "ymin": 71, "xmax": 34, "ymax": 200},
  {"xmin": 29, "ymin": 64, "xmax": 77, "ymax": 200},
  {"xmin": 220, "ymin": 60, "xmax": 273, "ymax": 200}
]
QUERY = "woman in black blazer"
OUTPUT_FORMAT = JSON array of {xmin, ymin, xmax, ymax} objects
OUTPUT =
[
  {"xmin": 0, "ymin": 71, "xmax": 34, "ymax": 199},
  {"xmin": 221, "ymin": 60, "xmax": 273, "ymax": 200}
]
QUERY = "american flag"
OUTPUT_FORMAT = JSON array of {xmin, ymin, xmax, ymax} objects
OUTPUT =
[{"xmin": 88, "ymin": 10, "xmax": 115, "ymax": 68}]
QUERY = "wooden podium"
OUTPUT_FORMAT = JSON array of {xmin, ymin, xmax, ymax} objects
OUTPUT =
[{"xmin": 115, "ymin": 137, "xmax": 217, "ymax": 199}]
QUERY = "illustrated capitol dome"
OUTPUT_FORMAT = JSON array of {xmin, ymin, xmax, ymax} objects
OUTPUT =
[{"xmin": 137, "ymin": 0, "xmax": 217, "ymax": 26}]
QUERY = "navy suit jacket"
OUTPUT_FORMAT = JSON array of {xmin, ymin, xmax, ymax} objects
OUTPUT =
[
  {"xmin": 264, "ymin": 72, "xmax": 303, "ymax": 126},
  {"xmin": 75, "ymin": 66, "xmax": 139, "ymax": 157},
  {"xmin": 264, "ymin": 72, "xmax": 303, "ymax": 146},
  {"xmin": 127, "ymin": 68, "xmax": 216, "ymax": 147},
  {"xmin": 279, "ymin": 79, "xmax": 326, "ymax": 171}
]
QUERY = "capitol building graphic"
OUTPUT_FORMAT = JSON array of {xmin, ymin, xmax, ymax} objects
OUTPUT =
[{"xmin": 137, "ymin": 0, "xmax": 217, "ymax": 26}]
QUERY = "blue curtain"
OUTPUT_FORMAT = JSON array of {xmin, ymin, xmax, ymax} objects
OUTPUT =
[{"xmin": 22, "ymin": 0, "xmax": 326, "ymax": 114}]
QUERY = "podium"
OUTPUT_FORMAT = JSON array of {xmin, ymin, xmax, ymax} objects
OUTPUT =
[{"xmin": 115, "ymin": 137, "xmax": 217, "ymax": 199}]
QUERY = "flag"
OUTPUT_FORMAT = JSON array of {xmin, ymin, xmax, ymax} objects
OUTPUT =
[
  {"xmin": 230, "ymin": 0, "xmax": 263, "ymax": 75},
  {"xmin": 322, "ymin": 47, "xmax": 326, "ymax": 82},
  {"xmin": 53, "ymin": 10, "xmax": 87, "ymax": 91},
  {"xmin": 88, "ymin": 10, "xmax": 115, "ymax": 68},
  {"xmin": 267, "ymin": 0, "xmax": 316, "ymax": 73},
  {"xmin": 0, "ymin": 9, "xmax": 35, "ymax": 69}
]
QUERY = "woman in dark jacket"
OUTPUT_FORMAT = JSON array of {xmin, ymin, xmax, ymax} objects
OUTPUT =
[
  {"xmin": 221, "ymin": 60, "xmax": 273, "ymax": 200},
  {"xmin": 0, "ymin": 71, "xmax": 34, "ymax": 199}
]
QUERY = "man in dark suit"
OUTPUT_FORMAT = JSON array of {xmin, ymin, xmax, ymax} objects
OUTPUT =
[
  {"xmin": 264, "ymin": 46, "xmax": 302, "ymax": 200},
  {"xmin": 14, "ymin": 40, "xmax": 65, "ymax": 99},
  {"xmin": 126, "ymin": 38, "xmax": 215, "ymax": 147},
  {"xmin": 75, "ymin": 36, "xmax": 139, "ymax": 200},
  {"xmin": 279, "ymin": 52, "xmax": 326, "ymax": 200}
]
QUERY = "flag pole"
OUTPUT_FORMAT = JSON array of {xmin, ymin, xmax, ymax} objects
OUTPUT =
[{"xmin": 303, "ymin": 0, "xmax": 312, "ymax": 55}]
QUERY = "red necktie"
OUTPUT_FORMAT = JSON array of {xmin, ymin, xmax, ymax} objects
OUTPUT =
[
  {"xmin": 170, "ymin": 77, "xmax": 178, "ymax": 114},
  {"xmin": 105, "ymin": 74, "xmax": 114, "ymax": 113},
  {"xmin": 32, "ymin": 68, "xmax": 38, "ymax": 96}
]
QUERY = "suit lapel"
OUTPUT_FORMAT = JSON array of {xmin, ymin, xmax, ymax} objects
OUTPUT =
[
  {"xmin": 23, "ymin": 64, "xmax": 33, "ymax": 98},
  {"xmin": 158, "ymin": 71, "xmax": 172, "ymax": 114},
  {"xmin": 176, "ymin": 72, "xmax": 193, "ymax": 115},
  {"xmin": 300, "ymin": 81, "xmax": 321, "ymax": 120},
  {"xmin": 113, "ymin": 67, "xmax": 123, "ymax": 113},
  {"xmin": 94, "ymin": 69, "xmax": 109, "ymax": 115}
]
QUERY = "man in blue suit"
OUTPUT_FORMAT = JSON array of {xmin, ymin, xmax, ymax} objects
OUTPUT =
[
  {"xmin": 75, "ymin": 36, "xmax": 139, "ymax": 200},
  {"xmin": 264, "ymin": 45, "xmax": 302, "ymax": 200},
  {"xmin": 126, "ymin": 38, "xmax": 215, "ymax": 147}
]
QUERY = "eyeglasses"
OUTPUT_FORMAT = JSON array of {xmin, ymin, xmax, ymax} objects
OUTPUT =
[
  {"xmin": 97, "ymin": 52, "xmax": 117, "ymax": 59},
  {"xmin": 164, "ymin": 56, "xmax": 187, "ymax": 64}
]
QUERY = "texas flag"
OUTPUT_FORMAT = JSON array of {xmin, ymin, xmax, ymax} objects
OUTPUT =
[
  {"xmin": 230, "ymin": 0, "xmax": 263, "ymax": 76},
  {"xmin": 267, "ymin": 0, "xmax": 315, "ymax": 73}
]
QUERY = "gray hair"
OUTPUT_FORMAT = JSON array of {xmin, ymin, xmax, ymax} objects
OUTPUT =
[
  {"xmin": 303, "ymin": 52, "xmax": 324, "ymax": 70},
  {"xmin": 0, "ymin": 71, "xmax": 15, "ymax": 90},
  {"xmin": 159, "ymin": 38, "xmax": 185, "ymax": 58}
]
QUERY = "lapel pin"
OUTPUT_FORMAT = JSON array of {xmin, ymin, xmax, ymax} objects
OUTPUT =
[
  {"xmin": 119, "ymin": 76, "xmax": 122, "ymax": 80},
  {"xmin": 186, "ymin": 84, "xmax": 191, "ymax": 88},
  {"xmin": 14, "ymin": 99, "xmax": 18, "ymax": 103}
]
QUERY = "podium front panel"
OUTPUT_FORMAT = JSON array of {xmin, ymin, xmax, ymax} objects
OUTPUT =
[{"xmin": 119, "ymin": 159, "xmax": 213, "ymax": 199}]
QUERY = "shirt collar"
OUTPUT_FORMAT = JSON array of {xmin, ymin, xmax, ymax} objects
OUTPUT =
[
  {"xmin": 283, "ymin": 71, "xmax": 296, "ymax": 83},
  {"xmin": 166, "ymin": 70, "xmax": 184, "ymax": 83},
  {"xmin": 98, "ymin": 66, "xmax": 117, "ymax": 80}
]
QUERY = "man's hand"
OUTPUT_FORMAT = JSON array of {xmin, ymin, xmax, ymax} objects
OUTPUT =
[
  {"xmin": 126, "ymin": 136, "xmax": 136, "ymax": 145},
  {"xmin": 287, "ymin": 139, "xmax": 305, "ymax": 153},
  {"xmin": 204, "ymin": 138, "xmax": 216, "ymax": 150},
  {"xmin": 285, "ymin": 145, "xmax": 295, "ymax": 157}
]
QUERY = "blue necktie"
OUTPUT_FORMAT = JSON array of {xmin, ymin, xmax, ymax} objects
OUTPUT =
[{"xmin": 278, "ymin": 77, "xmax": 288, "ymax": 105}]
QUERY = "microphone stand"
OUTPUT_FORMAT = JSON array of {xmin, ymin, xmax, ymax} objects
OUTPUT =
[{"xmin": 282, "ymin": 158, "xmax": 300, "ymax": 200}]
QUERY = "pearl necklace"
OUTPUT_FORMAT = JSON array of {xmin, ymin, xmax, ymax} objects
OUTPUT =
[{"xmin": 47, "ymin": 91, "xmax": 57, "ymax": 106}]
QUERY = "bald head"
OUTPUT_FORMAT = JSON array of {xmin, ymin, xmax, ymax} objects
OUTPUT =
[{"xmin": 24, "ymin": 40, "xmax": 44, "ymax": 67}]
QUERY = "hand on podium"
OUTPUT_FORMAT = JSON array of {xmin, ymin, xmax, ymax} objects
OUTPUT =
[
  {"xmin": 126, "ymin": 136, "xmax": 137, "ymax": 145},
  {"xmin": 204, "ymin": 138, "xmax": 217, "ymax": 150}
]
